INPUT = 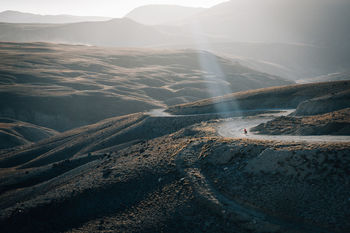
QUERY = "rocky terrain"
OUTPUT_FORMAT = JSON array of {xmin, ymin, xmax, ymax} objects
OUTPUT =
[
  {"xmin": 252, "ymin": 108, "xmax": 350, "ymax": 136},
  {"xmin": 0, "ymin": 108, "xmax": 349, "ymax": 232},
  {"xmin": 0, "ymin": 42, "xmax": 291, "ymax": 131},
  {"xmin": 0, "ymin": 77, "xmax": 349, "ymax": 233}
]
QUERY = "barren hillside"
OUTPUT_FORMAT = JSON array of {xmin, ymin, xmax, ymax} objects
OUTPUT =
[
  {"xmin": 0, "ymin": 42, "xmax": 291, "ymax": 131},
  {"xmin": 0, "ymin": 108, "xmax": 349, "ymax": 233}
]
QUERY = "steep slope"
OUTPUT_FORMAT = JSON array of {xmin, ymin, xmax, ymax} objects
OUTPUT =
[
  {"xmin": 0, "ymin": 42, "xmax": 292, "ymax": 131},
  {"xmin": 0, "ymin": 10, "xmax": 111, "ymax": 24},
  {"xmin": 125, "ymin": 5, "xmax": 205, "ymax": 25}
]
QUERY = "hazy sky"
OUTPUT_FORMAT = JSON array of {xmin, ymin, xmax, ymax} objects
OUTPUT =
[{"xmin": 0, "ymin": 0, "xmax": 228, "ymax": 17}]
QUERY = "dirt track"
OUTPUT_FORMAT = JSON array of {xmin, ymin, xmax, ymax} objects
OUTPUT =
[
  {"xmin": 217, "ymin": 110, "xmax": 350, "ymax": 142},
  {"xmin": 149, "ymin": 108, "xmax": 350, "ymax": 142}
]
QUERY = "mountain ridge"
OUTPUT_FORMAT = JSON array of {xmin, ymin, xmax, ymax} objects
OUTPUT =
[{"xmin": 0, "ymin": 10, "xmax": 112, "ymax": 24}]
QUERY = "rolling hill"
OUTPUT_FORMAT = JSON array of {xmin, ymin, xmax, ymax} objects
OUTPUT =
[
  {"xmin": 167, "ymin": 80, "xmax": 350, "ymax": 115},
  {"xmin": 0, "ymin": 80, "xmax": 349, "ymax": 233},
  {"xmin": 0, "ymin": 118, "xmax": 58, "ymax": 149},
  {"xmin": 0, "ymin": 18, "xmax": 177, "ymax": 47},
  {"xmin": 0, "ymin": 42, "xmax": 292, "ymax": 131}
]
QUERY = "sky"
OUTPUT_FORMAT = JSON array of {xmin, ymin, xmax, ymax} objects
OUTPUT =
[{"xmin": 0, "ymin": 0, "xmax": 229, "ymax": 18}]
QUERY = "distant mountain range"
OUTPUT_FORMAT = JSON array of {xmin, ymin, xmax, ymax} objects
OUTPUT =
[
  {"xmin": 1, "ymin": 0, "xmax": 350, "ymax": 47},
  {"xmin": 0, "ymin": 0, "xmax": 350, "ymax": 80},
  {"xmin": 178, "ymin": 0, "xmax": 350, "ymax": 46},
  {"xmin": 2, "ymin": 0, "xmax": 349, "ymax": 46},
  {"xmin": 0, "ymin": 10, "xmax": 111, "ymax": 24},
  {"xmin": 0, "ymin": 18, "xmax": 178, "ymax": 47}
]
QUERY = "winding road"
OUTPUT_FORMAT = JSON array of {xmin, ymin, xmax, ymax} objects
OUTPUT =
[
  {"xmin": 146, "ymin": 108, "xmax": 348, "ymax": 232},
  {"xmin": 217, "ymin": 110, "xmax": 350, "ymax": 142},
  {"xmin": 148, "ymin": 108, "xmax": 350, "ymax": 142}
]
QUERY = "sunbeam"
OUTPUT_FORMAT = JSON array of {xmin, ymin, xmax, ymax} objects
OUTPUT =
[{"xmin": 189, "ymin": 19, "xmax": 242, "ymax": 115}]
